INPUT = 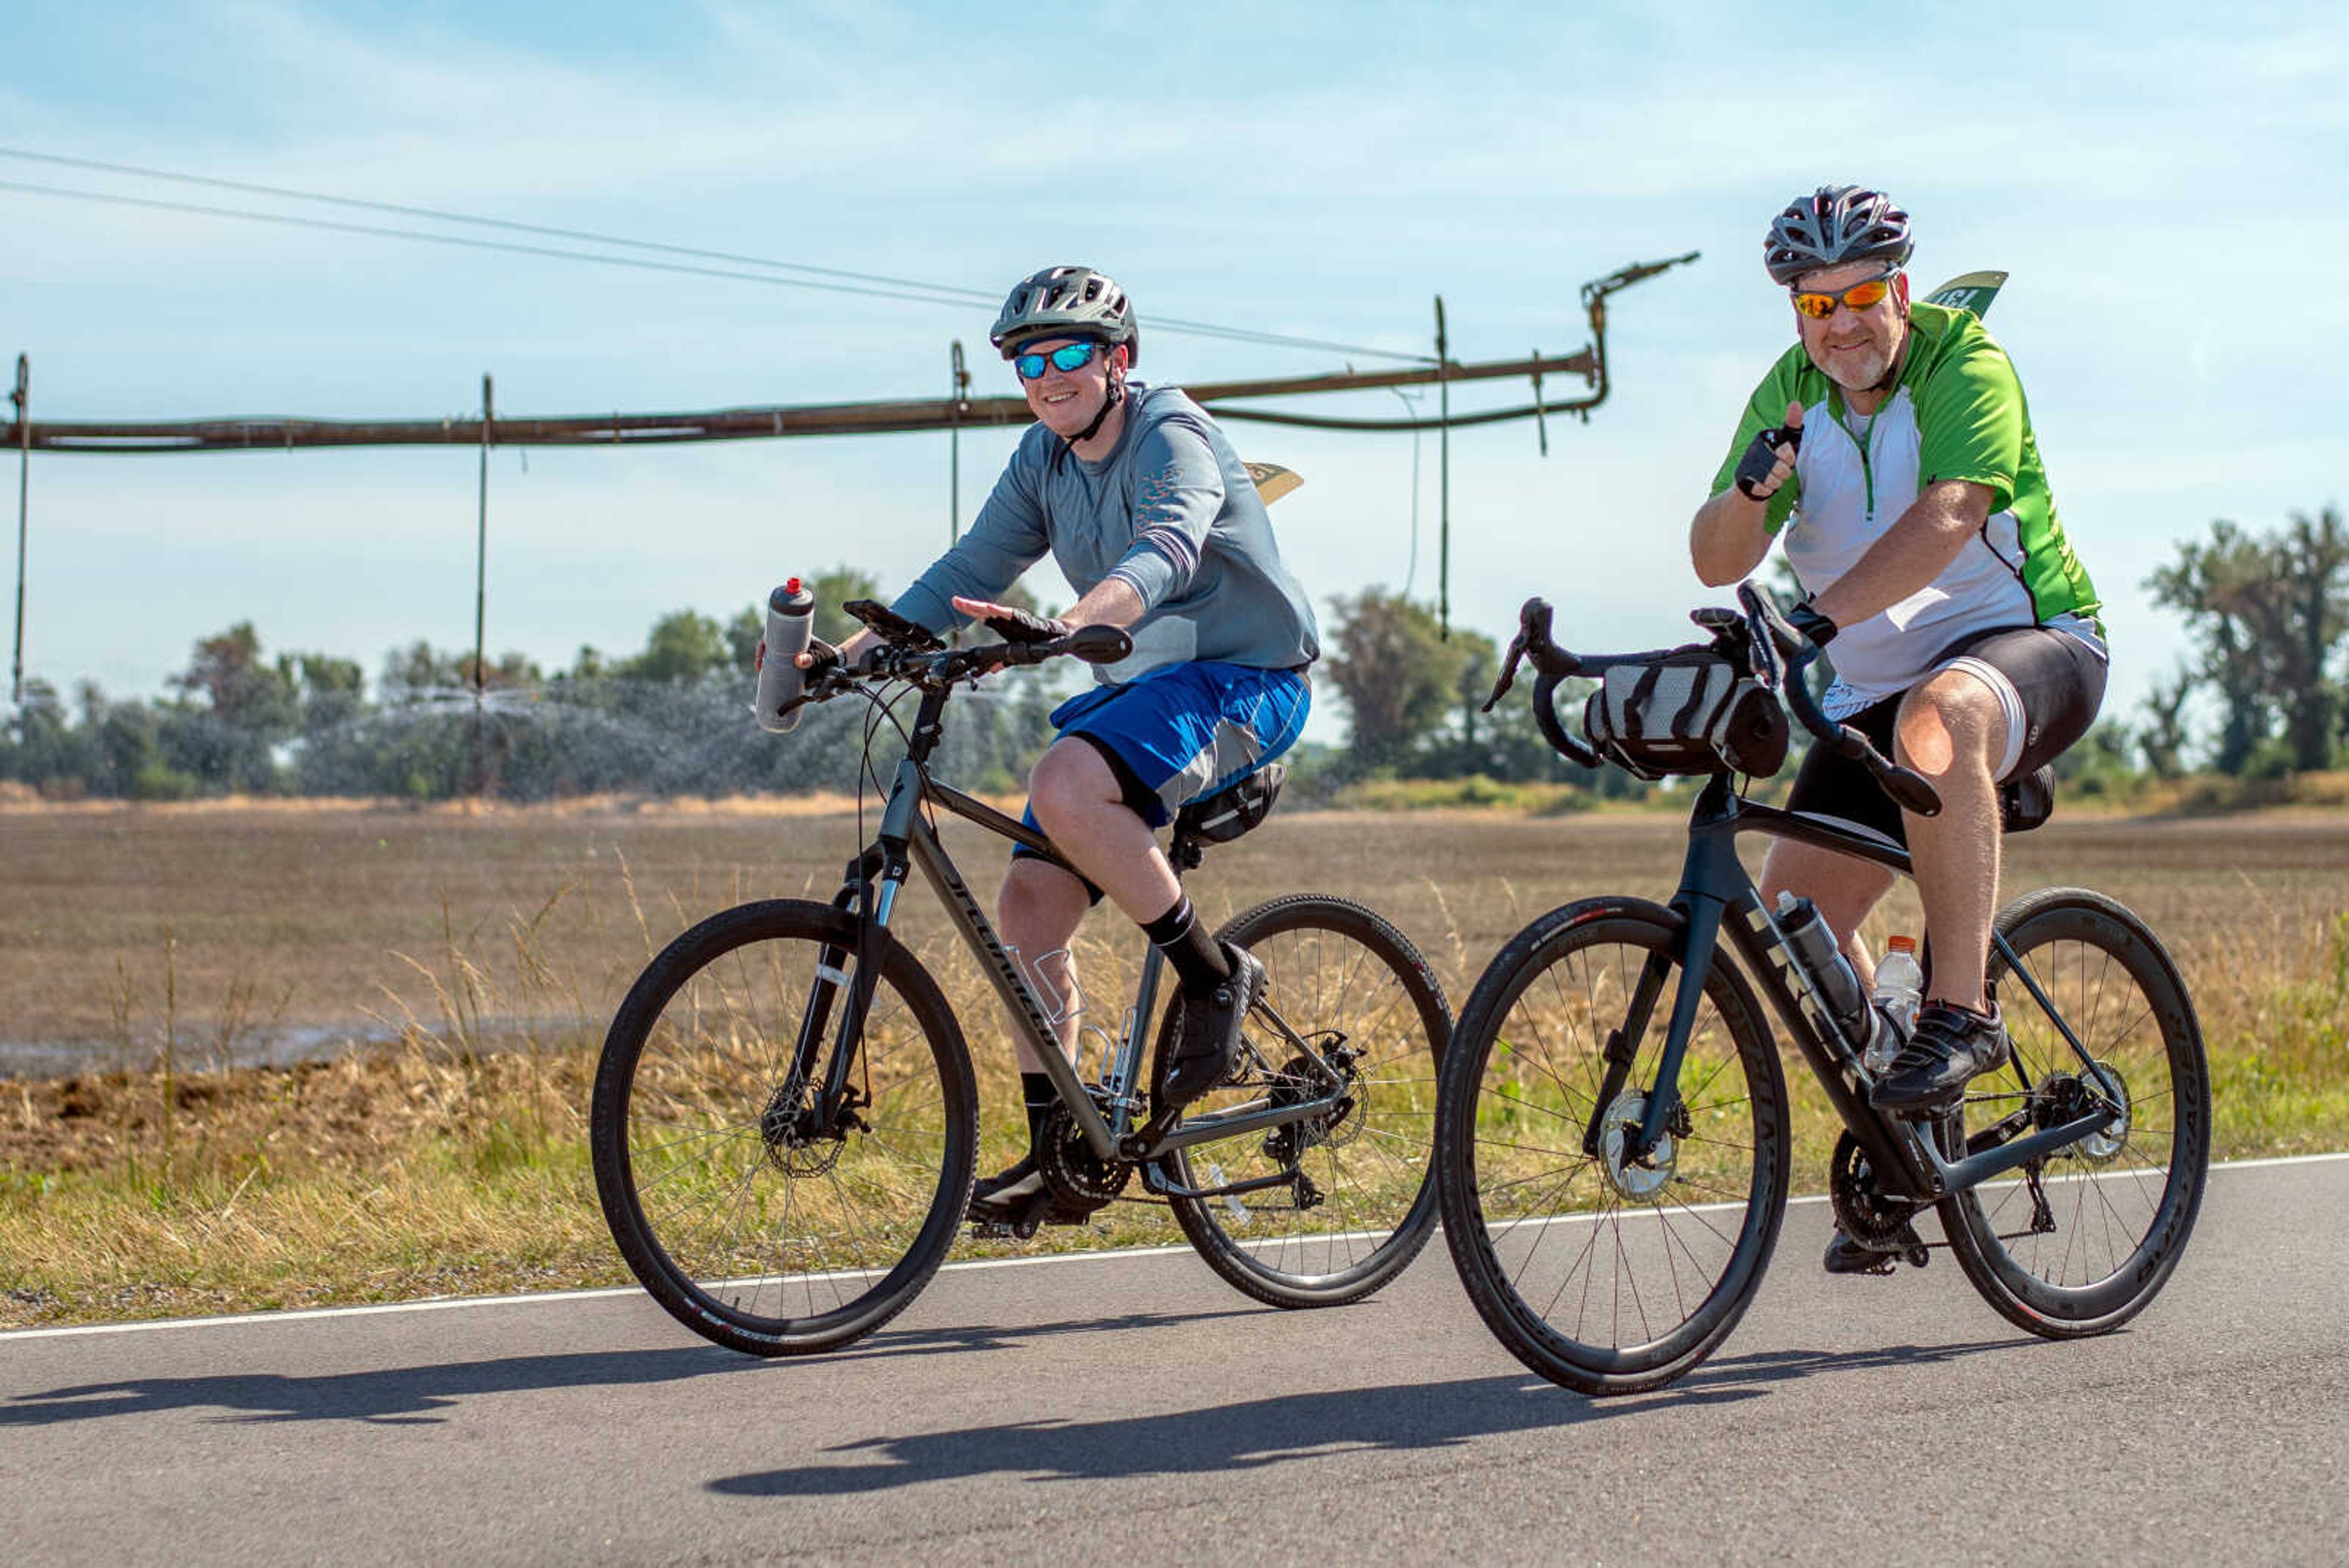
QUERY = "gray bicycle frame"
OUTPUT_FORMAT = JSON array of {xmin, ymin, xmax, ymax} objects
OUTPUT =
[
  {"xmin": 830, "ymin": 727, "xmax": 1348, "ymax": 1178},
  {"xmin": 1630, "ymin": 771, "xmax": 2123, "ymax": 1205}
]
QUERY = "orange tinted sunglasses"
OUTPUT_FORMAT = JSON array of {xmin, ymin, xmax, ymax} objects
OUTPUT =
[{"xmin": 1791, "ymin": 272, "xmax": 1898, "ymax": 319}]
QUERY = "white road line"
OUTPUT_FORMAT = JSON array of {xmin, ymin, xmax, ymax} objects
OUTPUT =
[{"xmin": 5, "ymin": 1151, "xmax": 2342, "ymax": 1344}]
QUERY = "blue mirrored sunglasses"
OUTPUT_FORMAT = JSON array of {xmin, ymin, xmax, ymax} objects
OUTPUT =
[{"xmin": 1013, "ymin": 341, "xmax": 1105, "ymax": 381}]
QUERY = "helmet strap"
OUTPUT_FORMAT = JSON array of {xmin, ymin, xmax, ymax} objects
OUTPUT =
[{"xmin": 1067, "ymin": 358, "xmax": 1127, "ymax": 448}]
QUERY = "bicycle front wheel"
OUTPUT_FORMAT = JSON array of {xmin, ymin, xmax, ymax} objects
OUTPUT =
[
  {"xmin": 1939, "ymin": 887, "xmax": 2210, "ymax": 1337},
  {"xmin": 1437, "ymin": 897, "xmax": 1789, "ymax": 1395},
  {"xmin": 1154, "ymin": 894, "xmax": 1451, "ymax": 1309},
  {"xmin": 590, "ymin": 899, "xmax": 977, "ymax": 1356}
]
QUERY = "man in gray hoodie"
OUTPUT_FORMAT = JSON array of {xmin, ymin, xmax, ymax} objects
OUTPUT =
[{"xmin": 818, "ymin": 265, "xmax": 1319, "ymax": 1221}]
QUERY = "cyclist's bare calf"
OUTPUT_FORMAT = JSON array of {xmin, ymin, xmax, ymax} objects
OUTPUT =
[
  {"xmin": 997, "ymin": 737, "xmax": 1188, "ymax": 1071},
  {"xmin": 1894, "ymin": 664, "xmax": 2005, "ymax": 1012}
]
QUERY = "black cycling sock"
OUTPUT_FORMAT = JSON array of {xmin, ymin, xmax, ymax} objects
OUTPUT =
[
  {"xmin": 1141, "ymin": 893, "xmax": 1231, "ymax": 994},
  {"xmin": 1021, "ymin": 1072, "xmax": 1056, "ymax": 1151}
]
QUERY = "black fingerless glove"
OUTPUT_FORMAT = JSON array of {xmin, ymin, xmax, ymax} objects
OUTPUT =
[
  {"xmin": 1786, "ymin": 598, "xmax": 1838, "ymax": 647},
  {"xmin": 984, "ymin": 606, "xmax": 1074, "ymax": 645},
  {"xmin": 1732, "ymin": 424, "xmax": 1802, "ymax": 499}
]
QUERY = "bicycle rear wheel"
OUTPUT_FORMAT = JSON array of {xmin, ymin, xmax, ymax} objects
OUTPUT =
[
  {"xmin": 1154, "ymin": 894, "xmax": 1451, "ymax": 1308},
  {"xmin": 1437, "ymin": 897, "xmax": 1789, "ymax": 1395},
  {"xmin": 590, "ymin": 899, "xmax": 977, "ymax": 1356},
  {"xmin": 1938, "ymin": 887, "xmax": 2210, "ymax": 1337}
]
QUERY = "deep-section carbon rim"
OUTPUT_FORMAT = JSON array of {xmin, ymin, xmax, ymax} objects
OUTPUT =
[{"xmin": 1438, "ymin": 900, "xmax": 1789, "ymax": 1394}]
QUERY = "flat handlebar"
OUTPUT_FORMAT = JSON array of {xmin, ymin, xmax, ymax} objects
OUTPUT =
[{"xmin": 774, "ymin": 619, "xmax": 1134, "ymax": 725}]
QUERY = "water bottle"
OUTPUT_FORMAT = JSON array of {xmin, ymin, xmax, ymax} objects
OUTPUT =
[
  {"xmin": 1865, "ymin": 935, "xmax": 1924, "ymax": 1076},
  {"xmin": 752, "ymin": 578, "xmax": 817, "ymax": 734},
  {"xmin": 1773, "ymin": 893, "xmax": 1880, "ymax": 1061}
]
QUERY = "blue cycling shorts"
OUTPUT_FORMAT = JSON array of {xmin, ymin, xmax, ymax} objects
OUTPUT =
[{"xmin": 1014, "ymin": 661, "xmax": 1310, "ymax": 868}]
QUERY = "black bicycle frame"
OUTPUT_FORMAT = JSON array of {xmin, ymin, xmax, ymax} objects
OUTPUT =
[
  {"xmin": 796, "ymin": 682, "xmax": 1348, "ymax": 1185},
  {"xmin": 1625, "ymin": 773, "xmax": 2123, "ymax": 1204}
]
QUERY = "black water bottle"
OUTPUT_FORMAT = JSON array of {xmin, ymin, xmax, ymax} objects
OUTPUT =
[
  {"xmin": 752, "ymin": 578, "xmax": 817, "ymax": 734},
  {"xmin": 1773, "ymin": 892, "xmax": 1880, "ymax": 1055}
]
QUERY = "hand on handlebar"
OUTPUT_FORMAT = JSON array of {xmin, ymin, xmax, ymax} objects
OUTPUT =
[
  {"xmin": 795, "ymin": 634, "xmax": 884, "ymax": 677},
  {"xmin": 951, "ymin": 596, "xmax": 1071, "ymax": 645}
]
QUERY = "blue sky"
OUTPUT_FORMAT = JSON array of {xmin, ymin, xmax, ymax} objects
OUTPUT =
[{"xmin": 5, "ymin": 1, "xmax": 2344, "ymax": 749}]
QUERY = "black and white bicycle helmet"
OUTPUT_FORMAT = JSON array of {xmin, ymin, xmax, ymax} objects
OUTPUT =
[
  {"xmin": 1764, "ymin": 186, "xmax": 1914, "ymax": 286},
  {"xmin": 990, "ymin": 265, "xmax": 1140, "ymax": 363}
]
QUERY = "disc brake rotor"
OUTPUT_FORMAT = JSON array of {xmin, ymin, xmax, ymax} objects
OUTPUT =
[
  {"xmin": 2072, "ymin": 1060, "xmax": 2132, "ymax": 1164},
  {"xmin": 1598, "ymin": 1090, "xmax": 1676, "ymax": 1201}
]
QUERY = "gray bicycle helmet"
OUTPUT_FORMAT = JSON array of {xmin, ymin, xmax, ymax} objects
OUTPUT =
[
  {"xmin": 1764, "ymin": 186, "xmax": 1915, "ymax": 286},
  {"xmin": 990, "ymin": 265, "xmax": 1140, "ymax": 363}
]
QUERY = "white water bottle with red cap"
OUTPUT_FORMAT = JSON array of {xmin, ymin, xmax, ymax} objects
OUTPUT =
[
  {"xmin": 752, "ymin": 577, "xmax": 817, "ymax": 734},
  {"xmin": 1865, "ymin": 935, "xmax": 1925, "ymax": 1075}
]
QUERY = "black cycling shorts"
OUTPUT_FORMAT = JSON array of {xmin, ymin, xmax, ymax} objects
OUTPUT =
[{"xmin": 1784, "ymin": 623, "xmax": 2107, "ymax": 845}]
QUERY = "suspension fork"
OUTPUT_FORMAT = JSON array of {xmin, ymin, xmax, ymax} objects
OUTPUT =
[{"xmin": 795, "ymin": 760, "xmax": 926, "ymax": 1123}]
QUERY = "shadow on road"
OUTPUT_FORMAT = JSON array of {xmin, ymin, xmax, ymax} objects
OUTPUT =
[
  {"xmin": 708, "ymin": 1334, "xmax": 2027, "ymax": 1495},
  {"xmin": 0, "ymin": 1306, "xmax": 1261, "ymax": 1429},
  {"xmin": 1, "ymin": 1345, "xmax": 751, "ymax": 1429}
]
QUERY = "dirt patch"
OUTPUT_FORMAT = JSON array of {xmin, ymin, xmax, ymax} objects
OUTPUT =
[{"xmin": 0, "ymin": 1047, "xmax": 590, "ymax": 1176}]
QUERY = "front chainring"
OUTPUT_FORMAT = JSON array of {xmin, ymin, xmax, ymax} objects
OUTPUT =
[
  {"xmin": 1830, "ymin": 1129, "xmax": 1924, "ymax": 1248},
  {"xmin": 1037, "ymin": 1102, "xmax": 1132, "ymax": 1208}
]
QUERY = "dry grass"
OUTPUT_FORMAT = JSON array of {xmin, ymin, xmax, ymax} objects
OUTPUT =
[{"xmin": 3, "ymin": 799, "xmax": 2346, "ymax": 1329}]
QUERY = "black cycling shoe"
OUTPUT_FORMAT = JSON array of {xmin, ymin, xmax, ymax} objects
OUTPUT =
[
  {"xmin": 966, "ymin": 1155, "xmax": 1044, "ymax": 1219},
  {"xmin": 1823, "ymin": 1221, "xmax": 1926, "ymax": 1275},
  {"xmin": 1159, "ymin": 942, "xmax": 1265, "ymax": 1109},
  {"xmin": 1869, "ymin": 1000, "xmax": 2011, "ymax": 1113}
]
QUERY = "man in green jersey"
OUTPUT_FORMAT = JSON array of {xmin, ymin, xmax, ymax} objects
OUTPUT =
[{"xmin": 1688, "ymin": 185, "xmax": 2108, "ymax": 1272}]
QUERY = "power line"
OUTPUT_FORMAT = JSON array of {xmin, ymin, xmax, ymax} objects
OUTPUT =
[
  {"xmin": 0, "ymin": 146, "xmax": 1436, "ymax": 363},
  {"xmin": 0, "ymin": 145, "xmax": 998, "ymax": 303}
]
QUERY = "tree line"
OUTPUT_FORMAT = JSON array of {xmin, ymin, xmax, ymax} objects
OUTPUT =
[{"xmin": 4, "ymin": 507, "xmax": 2343, "ymax": 802}]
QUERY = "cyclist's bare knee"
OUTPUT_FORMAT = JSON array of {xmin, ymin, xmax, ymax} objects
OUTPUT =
[
  {"xmin": 1894, "ymin": 671, "xmax": 2003, "ymax": 780},
  {"xmin": 1027, "ymin": 739, "xmax": 1121, "ymax": 838}
]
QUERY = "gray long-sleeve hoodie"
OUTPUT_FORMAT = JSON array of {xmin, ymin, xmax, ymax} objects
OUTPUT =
[{"xmin": 892, "ymin": 382, "xmax": 1319, "ymax": 682}]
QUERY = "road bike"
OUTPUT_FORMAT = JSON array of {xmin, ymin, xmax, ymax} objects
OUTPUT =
[
  {"xmin": 1434, "ymin": 585, "xmax": 2210, "ymax": 1394},
  {"xmin": 591, "ymin": 601, "xmax": 1450, "ymax": 1356}
]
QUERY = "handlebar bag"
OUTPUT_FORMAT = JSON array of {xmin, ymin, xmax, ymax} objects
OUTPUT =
[{"xmin": 1582, "ymin": 647, "xmax": 1789, "ymax": 781}]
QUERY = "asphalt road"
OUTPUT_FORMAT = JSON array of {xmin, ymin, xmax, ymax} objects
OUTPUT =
[{"xmin": 5, "ymin": 1156, "xmax": 2344, "ymax": 1566}]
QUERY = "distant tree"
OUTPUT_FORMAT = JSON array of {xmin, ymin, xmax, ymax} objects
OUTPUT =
[
  {"xmin": 620, "ymin": 610, "xmax": 734, "ymax": 684},
  {"xmin": 1321, "ymin": 590, "xmax": 1474, "ymax": 770},
  {"xmin": 164, "ymin": 622, "xmax": 299, "ymax": 792},
  {"xmin": 2147, "ymin": 507, "xmax": 2349, "ymax": 773},
  {"xmin": 2137, "ymin": 667, "xmax": 2194, "ymax": 781}
]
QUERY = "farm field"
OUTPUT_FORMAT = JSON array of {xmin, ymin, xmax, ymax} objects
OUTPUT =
[{"xmin": 3, "ymin": 798, "xmax": 2345, "ymax": 1326}]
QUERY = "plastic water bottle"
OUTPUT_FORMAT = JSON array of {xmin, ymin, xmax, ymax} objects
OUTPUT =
[
  {"xmin": 1865, "ymin": 935, "xmax": 1924, "ymax": 1076},
  {"xmin": 752, "ymin": 578, "xmax": 817, "ymax": 734},
  {"xmin": 1774, "ymin": 893, "xmax": 1868, "ymax": 1032}
]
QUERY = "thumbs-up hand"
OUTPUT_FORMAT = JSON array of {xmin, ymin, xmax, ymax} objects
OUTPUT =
[{"xmin": 1733, "ymin": 400, "xmax": 1804, "ymax": 500}]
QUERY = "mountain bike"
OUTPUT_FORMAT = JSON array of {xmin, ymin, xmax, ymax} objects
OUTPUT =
[
  {"xmin": 590, "ymin": 601, "xmax": 1450, "ymax": 1356},
  {"xmin": 1434, "ymin": 585, "xmax": 2209, "ymax": 1395}
]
